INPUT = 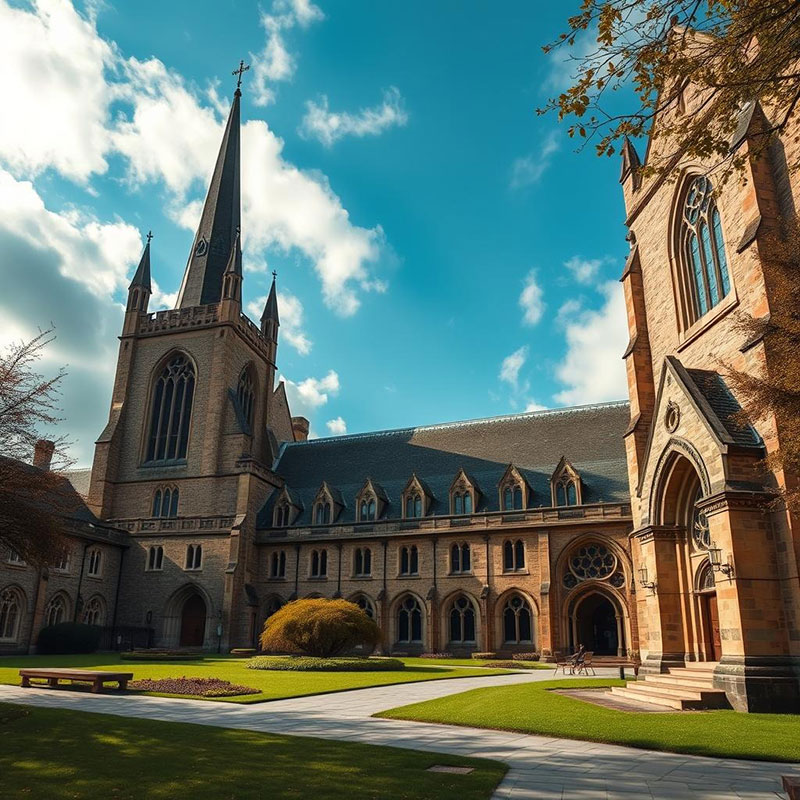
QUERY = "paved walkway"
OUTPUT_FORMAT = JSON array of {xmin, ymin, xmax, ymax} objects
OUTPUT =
[{"xmin": 2, "ymin": 669, "xmax": 798, "ymax": 799}]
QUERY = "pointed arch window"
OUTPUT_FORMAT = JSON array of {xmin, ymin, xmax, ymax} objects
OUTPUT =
[
  {"xmin": 502, "ymin": 485, "xmax": 524, "ymax": 511},
  {"xmin": 405, "ymin": 493, "xmax": 423, "ymax": 518},
  {"xmin": 354, "ymin": 594, "xmax": 375, "ymax": 619},
  {"xmin": 452, "ymin": 491, "xmax": 473, "ymax": 515},
  {"xmin": 237, "ymin": 367, "xmax": 255, "ymax": 430},
  {"xmin": 185, "ymin": 544, "xmax": 202, "ymax": 571},
  {"xmin": 449, "ymin": 595, "xmax": 476, "ymax": 643},
  {"xmin": 399, "ymin": 545, "xmax": 419, "ymax": 576},
  {"xmin": 44, "ymin": 594, "xmax": 68, "ymax": 628},
  {"xmin": 274, "ymin": 501, "xmax": 291, "ymax": 528},
  {"xmin": 270, "ymin": 550, "xmax": 286, "ymax": 579},
  {"xmin": 503, "ymin": 539, "xmax": 525, "ymax": 572},
  {"xmin": 0, "ymin": 588, "xmax": 23, "ymax": 641},
  {"xmin": 310, "ymin": 549, "xmax": 328, "ymax": 578},
  {"xmin": 146, "ymin": 545, "xmax": 164, "ymax": 571},
  {"xmin": 152, "ymin": 486, "xmax": 179, "ymax": 518},
  {"xmin": 503, "ymin": 594, "xmax": 533, "ymax": 644},
  {"xmin": 314, "ymin": 502, "xmax": 332, "ymax": 525},
  {"xmin": 87, "ymin": 549, "xmax": 102, "ymax": 577},
  {"xmin": 679, "ymin": 175, "xmax": 732, "ymax": 324},
  {"xmin": 146, "ymin": 353, "xmax": 195, "ymax": 462},
  {"xmin": 354, "ymin": 547, "xmax": 372, "ymax": 577},
  {"xmin": 397, "ymin": 595, "xmax": 423, "ymax": 643},
  {"xmin": 359, "ymin": 496, "xmax": 377, "ymax": 521},
  {"xmin": 450, "ymin": 543, "xmax": 471, "ymax": 574},
  {"xmin": 82, "ymin": 596, "xmax": 105, "ymax": 626}
]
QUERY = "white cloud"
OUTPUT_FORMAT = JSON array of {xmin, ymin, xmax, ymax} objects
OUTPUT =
[
  {"xmin": 247, "ymin": 288, "xmax": 312, "ymax": 355},
  {"xmin": 510, "ymin": 132, "xmax": 559, "ymax": 189},
  {"xmin": 0, "ymin": 0, "xmax": 385, "ymax": 318},
  {"xmin": 565, "ymin": 255, "xmax": 612, "ymax": 285},
  {"xmin": 0, "ymin": 168, "xmax": 140, "ymax": 463},
  {"xmin": 499, "ymin": 346, "xmax": 528, "ymax": 389},
  {"xmin": 0, "ymin": 0, "xmax": 113, "ymax": 183},
  {"xmin": 325, "ymin": 416, "xmax": 347, "ymax": 435},
  {"xmin": 524, "ymin": 401, "xmax": 547, "ymax": 412},
  {"xmin": 250, "ymin": 0, "xmax": 324, "ymax": 107},
  {"xmin": 519, "ymin": 270, "xmax": 545, "ymax": 326},
  {"xmin": 556, "ymin": 298, "xmax": 582, "ymax": 325},
  {"xmin": 554, "ymin": 281, "xmax": 628, "ymax": 406},
  {"xmin": 280, "ymin": 369, "xmax": 340, "ymax": 418},
  {"xmin": 300, "ymin": 88, "xmax": 409, "ymax": 147}
]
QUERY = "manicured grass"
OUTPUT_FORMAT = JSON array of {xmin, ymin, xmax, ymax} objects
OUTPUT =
[
  {"xmin": 377, "ymin": 678, "xmax": 800, "ymax": 763},
  {"xmin": 0, "ymin": 702, "xmax": 506, "ymax": 800},
  {"xmin": 0, "ymin": 653, "xmax": 511, "ymax": 704}
]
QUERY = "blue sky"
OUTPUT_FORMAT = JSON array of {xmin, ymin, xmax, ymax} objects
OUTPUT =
[{"xmin": 0, "ymin": 0, "xmax": 630, "ymax": 464}]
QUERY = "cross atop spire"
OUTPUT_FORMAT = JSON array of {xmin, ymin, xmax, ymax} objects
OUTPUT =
[
  {"xmin": 146, "ymin": 230, "xmax": 153, "ymax": 244},
  {"xmin": 232, "ymin": 60, "xmax": 250, "ymax": 94}
]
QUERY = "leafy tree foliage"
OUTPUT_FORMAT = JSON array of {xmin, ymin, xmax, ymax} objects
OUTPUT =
[
  {"xmin": 0, "ymin": 331, "xmax": 75, "ymax": 565},
  {"xmin": 540, "ymin": 1, "xmax": 800, "ymax": 177},
  {"xmin": 259, "ymin": 598, "xmax": 382, "ymax": 657}
]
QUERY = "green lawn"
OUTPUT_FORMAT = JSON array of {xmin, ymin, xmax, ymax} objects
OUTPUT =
[
  {"xmin": 377, "ymin": 678, "xmax": 800, "ymax": 763},
  {"xmin": 0, "ymin": 653, "xmax": 511, "ymax": 704},
  {"xmin": 0, "ymin": 703, "xmax": 506, "ymax": 800}
]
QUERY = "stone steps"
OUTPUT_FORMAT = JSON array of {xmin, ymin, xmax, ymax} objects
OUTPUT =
[{"xmin": 609, "ymin": 663, "xmax": 731, "ymax": 710}]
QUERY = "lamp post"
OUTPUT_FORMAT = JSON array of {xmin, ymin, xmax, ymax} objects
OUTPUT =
[
  {"xmin": 708, "ymin": 541, "xmax": 734, "ymax": 579},
  {"xmin": 638, "ymin": 565, "xmax": 657, "ymax": 595},
  {"xmin": 216, "ymin": 623, "xmax": 223, "ymax": 654}
]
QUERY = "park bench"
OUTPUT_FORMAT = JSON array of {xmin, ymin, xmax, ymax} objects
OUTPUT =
[{"xmin": 19, "ymin": 668, "xmax": 133, "ymax": 693}]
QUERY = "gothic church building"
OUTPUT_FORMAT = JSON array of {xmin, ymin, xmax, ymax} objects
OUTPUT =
[{"xmin": 2, "ymin": 63, "xmax": 799, "ymax": 712}]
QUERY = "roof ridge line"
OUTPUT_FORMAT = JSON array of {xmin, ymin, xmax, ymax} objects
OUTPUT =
[{"xmin": 286, "ymin": 400, "xmax": 630, "ymax": 447}]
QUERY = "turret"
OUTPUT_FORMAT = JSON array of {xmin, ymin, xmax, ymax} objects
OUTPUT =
[{"xmin": 124, "ymin": 232, "xmax": 152, "ymax": 335}]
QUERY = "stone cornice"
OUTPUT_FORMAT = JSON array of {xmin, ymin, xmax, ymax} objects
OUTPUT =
[
  {"xmin": 631, "ymin": 524, "xmax": 686, "ymax": 545},
  {"xmin": 697, "ymin": 489, "xmax": 772, "ymax": 517}
]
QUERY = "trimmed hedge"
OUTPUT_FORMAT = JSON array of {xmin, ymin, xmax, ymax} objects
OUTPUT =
[
  {"xmin": 36, "ymin": 623, "xmax": 101, "ymax": 655},
  {"xmin": 247, "ymin": 656, "xmax": 405, "ymax": 672},
  {"xmin": 484, "ymin": 660, "xmax": 545, "ymax": 670},
  {"xmin": 471, "ymin": 652, "xmax": 497, "ymax": 660},
  {"xmin": 121, "ymin": 651, "xmax": 200, "ymax": 662},
  {"xmin": 511, "ymin": 652, "xmax": 540, "ymax": 661},
  {"xmin": 259, "ymin": 598, "xmax": 382, "ymax": 657}
]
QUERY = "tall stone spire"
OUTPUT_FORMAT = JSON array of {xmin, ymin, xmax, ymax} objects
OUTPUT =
[
  {"xmin": 129, "ymin": 231, "xmax": 152, "ymax": 292},
  {"xmin": 261, "ymin": 271, "xmax": 280, "ymax": 333},
  {"xmin": 176, "ymin": 84, "xmax": 243, "ymax": 308}
]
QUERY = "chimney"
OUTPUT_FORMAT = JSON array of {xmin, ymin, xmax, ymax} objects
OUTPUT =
[
  {"xmin": 291, "ymin": 416, "xmax": 310, "ymax": 443},
  {"xmin": 33, "ymin": 439, "xmax": 55, "ymax": 471}
]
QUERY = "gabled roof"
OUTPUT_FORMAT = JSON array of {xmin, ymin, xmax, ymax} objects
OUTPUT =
[{"xmin": 258, "ymin": 401, "xmax": 630, "ymax": 528}]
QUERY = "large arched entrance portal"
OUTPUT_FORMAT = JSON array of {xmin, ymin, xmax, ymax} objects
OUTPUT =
[
  {"xmin": 570, "ymin": 591, "xmax": 623, "ymax": 656},
  {"xmin": 179, "ymin": 594, "xmax": 206, "ymax": 647}
]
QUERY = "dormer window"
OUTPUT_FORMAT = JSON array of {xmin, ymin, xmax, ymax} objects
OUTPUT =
[
  {"xmin": 312, "ymin": 483, "xmax": 341, "ymax": 526},
  {"xmin": 402, "ymin": 475, "xmax": 430, "ymax": 519},
  {"xmin": 272, "ymin": 487, "xmax": 300, "ymax": 528},
  {"xmin": 355, "ymin": 479, "xmax": 387, "ymax": 522},
  {"xmin": 359, "ymin": 497, "xmax": 376, "ymax": 520},
  {"xmin": 551, "ymin": 457, "xmax": 582, "ymax": 507},
  {"xmin": 450, "ymin": 469, "xmax": 477, "ymax": 516},
  {"xmin": 499, "ymin": 465, "xmax": 528, "ymax": 511}
]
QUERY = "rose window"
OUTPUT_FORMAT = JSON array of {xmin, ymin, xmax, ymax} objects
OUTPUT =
[{"xmin": 569, "ymin": 544, "xmax": 616, "ymax": 581}]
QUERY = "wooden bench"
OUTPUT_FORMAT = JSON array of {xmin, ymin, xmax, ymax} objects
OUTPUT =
[{"xmin": 19, "ymin": 668, "xmax": 133, "ymax": 693}]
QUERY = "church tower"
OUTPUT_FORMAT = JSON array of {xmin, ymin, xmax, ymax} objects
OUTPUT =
[
  {"xmin": 620, "ymin": 31, "xmax": 800, "ymax": 711},
  {"xmin": 88, "ymin": 70, "xmax": 293, "ymax": 651}
]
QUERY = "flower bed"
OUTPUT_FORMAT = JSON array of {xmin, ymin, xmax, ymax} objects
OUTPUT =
[
  {"xmin": 247, "ymin": 656, "xmax": 405, "ymax": 672},
  {"xmin": 512, "ymin": 652, "xmax": 540, "ymax": 661},
  {"xmin": 128, "ymin": 677, "xmax": 261, "ymax": 697},
  {"xmin": 484, "ymin": 660, "xmax": 545, "ymax": 670},
  {"xmin": 418, "ymin": 652, "xmax": 454, "ymax": 659}
]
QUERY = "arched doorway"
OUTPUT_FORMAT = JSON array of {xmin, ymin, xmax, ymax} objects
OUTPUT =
[
  {"xmin": 696, "ymin": 561, "xmax": 721, "ymax": 661},
  {"xmin": 179, "ymin": 594, "xmax": 206, "ymax": 647},
  {"xmin": 571, "ymin": 592, "xmax": 622, "ymax": 655}
]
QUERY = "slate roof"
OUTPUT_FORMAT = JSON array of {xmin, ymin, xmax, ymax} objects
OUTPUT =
[
  {"xmin": 259, "ymin": 401, "xmax": 631, "ymax": 528},
  {"xmin": 64, "ymin": 468, "xmax": 92, "ymax": 500},
  {"xmin": 685, "ymin": 368, "xmax": 762, "ymax": 448}
]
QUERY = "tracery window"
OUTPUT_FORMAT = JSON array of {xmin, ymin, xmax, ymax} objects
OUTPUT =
[
  {"xmin": 82, "ymin": 596, "xmax": 105, "ymax": 626},
  {"xmin": 450, "ymin": 543, "xmax": 471, "ymax": 574},
  {"xmin": 152, "ymin": 486, "xmax": 179, "ymax": 518},
  {"xmin": 679, "ymin": 175, "xmax": 732, "ymax": 323},
  {"xmin": 449, "ymin": 595, "xmax": 476, "ymax": 643},
  {"xmin": 237, "ymin": 368, "xmax": 255, "ymax": 429},
  {"xmin": 44, "ymin": 594, "xmax": 67, "ymax": 628},
  {"xmin": 555, "ymin": 480, "xmax": 578, "ymax": 507},
  {"xmin": 185, "ymin": 544, "xmax": 202, "ymax": 571},
  {"xmin": 354, "ymin": 547, "xmax": 372, "ymax": 577},
  {"xmin": 354, "ymin": 594, "xmax": 375, "ymax": 619},
  {"xmin": 397, "ymin": 595, "xmax": 423, "ymax": 643},
  {"xmin": 503, "ymin": 539, "xmax": 525, "ymax": 572},
  {"xmin": 145, "ymin": 353, "xmax": 195, "ymax": 463},
  {"xmin": 270, "ymin": 550, "xmax": 286, "ymax": 578},
  {"xmin": 87, "ymin": 549, "xmax": 102, "ymax": 577},
  {"xmin": 399, "ymin": 545, "xmax": 419, "ymax": 576},
  {"xmin": 147, "ymin": 545, "xmax": 164, "ymax": 571},
  {"xmin": 310, "ymin": 549, "xmax": 328, "ymax": 578},
  {"xmin": 503, "ymin": 594, "xmax": 533, "ymax": 644},
  {"xmin": 502, "ymin": 485, "xmax": 524, "ymax": 511},
  {"xmin": 0, "ymin": 589, "xmax": 22, "ymax": 641},
  {"xmin": 692, "ymin": 485, "xmax": 711, "ymax": 550},
  {"xmin": 562, "ymin": 541, "xmax": 625, "ymax": 590}
]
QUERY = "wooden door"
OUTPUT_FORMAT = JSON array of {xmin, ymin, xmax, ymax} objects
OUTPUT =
[
  {"xmin": 180, "ymin": 594, "xmax": 206, "ymax": 647},
  {"xmin": 707, "ymin": 594, "xmax": 722, "ymax": 661}
]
